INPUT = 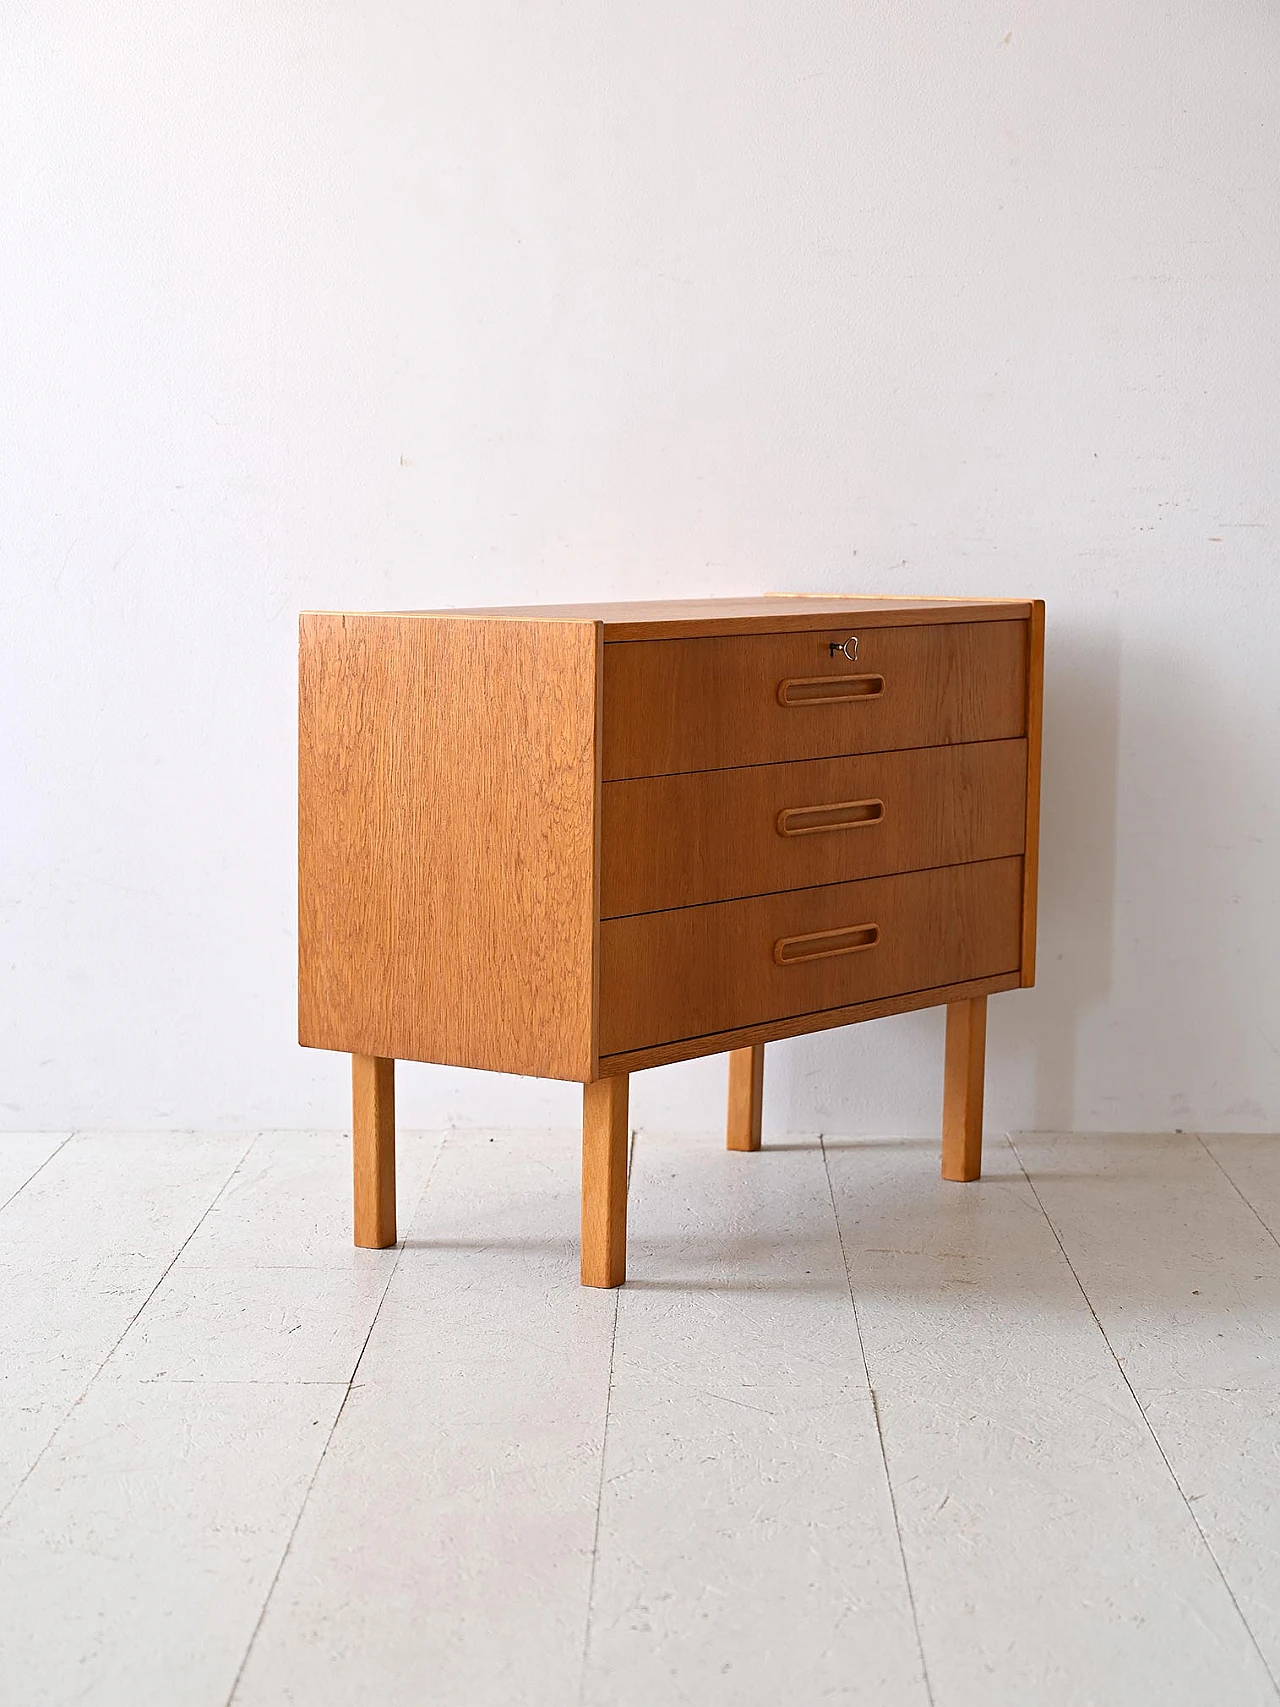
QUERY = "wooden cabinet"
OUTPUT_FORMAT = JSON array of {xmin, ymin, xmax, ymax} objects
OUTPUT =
[{"xmin": 299, "ymin": 595, "xmax": 1044, "ymax": 1286}]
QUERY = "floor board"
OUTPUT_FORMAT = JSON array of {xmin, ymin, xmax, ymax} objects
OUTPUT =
[
  {"xmin": 177, "ymin": 1129, "xmax": 443, "ymax": 1272},
  {"xmin": 0, "ymin": 1379, "xmax": 344, "ymax": 1707},
  {"xmin": 825, "ymin": 1132, "xmax": 1277, "ymax": 1707},
  {"xmin": 0, "ymin": 1132, "xmax": 250, "ymax": 1510},
  {"xmin": 0, "ymin": 1132, "xmax": 70, "ymax": 1210},
  {"xmin": 231, "ymin": 1131, "xmax": 617, "ymax": 1707},
  {"xmin": 1, "ymin": 1128, "xmax": 1278, "ymax": 1706},
  {"xmin": 1014, "ymin": 1131, "xmax": 1280, "ymax": 1690},
  {"xmin": 582, "ymin": 1131, "xmax": 926, "ymax": 1707}
]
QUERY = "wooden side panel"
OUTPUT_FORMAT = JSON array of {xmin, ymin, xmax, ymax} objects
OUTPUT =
[
  {"xmin": 299, "ymin": 613, "xmax": 600, "ymax": 1080},
  {"xmin": 1021, "ymin": 601, "xmax": 1045, "ymax": 985},
  {"xmin": 601, "ymin": 739, "xmax": 1027, "ymax": 916},
  {"xmin": 598, "ymin": 857, "xmax": 1023, "ymax": 1057},
  {"xmin": 602, "ymin": 620, "xmax": 1027, "ymax": 778}
]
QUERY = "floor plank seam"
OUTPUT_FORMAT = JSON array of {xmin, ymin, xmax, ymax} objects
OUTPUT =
[
  {"xmin": 1195, "ymin": 1133, "xmax": 1280, "ymax": 1256},
  {"xmin": 1007, "ymin": 1133, "xmax": 1280, "ymax": 1702},
  {"xmin": 221, "ymin": 1130, "xmax": 451, "ymax": 1707},
  {"xmin": 820, "ymin": 1133, "xmax": 936, "ymax": 1707},
  {"xmin": 577, "ymin": 1135, "xmax": 627, "ymax": 1707},
  {"xmin": 0, "ymin": 1129, "xmax": 259, "ymax": 1527},
  {"xmin": 0, "ymin": 1130, "xmax": 77, "ymax": 1218}
]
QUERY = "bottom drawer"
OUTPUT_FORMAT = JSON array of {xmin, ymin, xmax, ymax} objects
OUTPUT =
[{"xmin": 598, "ymin": 856, "xmax": 1023, "ymax": 1056}]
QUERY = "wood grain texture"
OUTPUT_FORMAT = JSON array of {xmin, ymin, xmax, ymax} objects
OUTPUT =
[
  {"xmin": 598, "ymin": 857, "xmax": 1023, "ymax": 1057},
  {"xmin": 726, "ymin": 1046, "xmax": 764, "ymax": 1152},
  {"xmin": 582, "ymin": 1076, "xmax": 629, "ymax": 1287},
  {"xmin": 602, "ymin": 620, "xmax": 1028, "ymax": 779},
  {"xmin": 389, "ymin": 595, "xmax": 1032, "ymax": 642},
  {"xmin": 352, "ymin": 1054, "xmax": 396, "ymax": 1248},
  {"xmin": 298, "ymin": 613, "xmax": 599, "ymax": 1080},
  {"xmin": 942, "ymin": 996, "xmax": 987, "ymax": 1181},
  {"xmin": 597, "ymin": 972, "xmax": 1020, "ymax": 1077},
  {"xmin": 601, "ymin": 739, "xmax": 1027, "ymax": 916},
  {"xmin": 1021, "ymin": 601, "xmax": 1045, "ymax": 986}
]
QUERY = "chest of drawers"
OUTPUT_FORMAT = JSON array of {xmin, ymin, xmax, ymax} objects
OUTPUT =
[{"xmin": 299, "ymin": 595, "xmax": 1044, "ymax": 1286}]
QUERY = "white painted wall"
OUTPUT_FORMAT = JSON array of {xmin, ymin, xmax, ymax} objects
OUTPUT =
[{"xmin": 4, "ymin": 3, "xmax": 1278, "ymax": 1136}]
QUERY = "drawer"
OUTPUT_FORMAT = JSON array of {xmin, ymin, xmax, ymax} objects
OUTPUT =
[
  {"xmin": 597, "ymin": 856, "xmax": 1023, "ymax": 1056},
  {"xmin": 601, "ymin": 738, "xmax": 1027, "ymax": 916},
  {"xmin": 602, "ymin": 619, "xmax": 1027, "ymax": 779}
]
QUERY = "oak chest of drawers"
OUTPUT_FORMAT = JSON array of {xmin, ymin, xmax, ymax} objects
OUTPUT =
[{"xmin": 299, "ymin": 596, "xmax": 1044, "ymax": 1286}]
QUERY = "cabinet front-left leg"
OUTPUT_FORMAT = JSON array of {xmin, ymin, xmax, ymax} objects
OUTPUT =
[
  {"xmin": 941, "ymin": 997, "xmax": 987, "ymax": 1182},
  {"xmin": 352, "ymin": 1054, "xmax": 397, "ymax": 1247},
  {"xmin": 726, "ymin": 1045, "xmax": 764, "ymax": 1151},
  {"xmin": 582, "ymin": 1075, "xmax": 629, "ymax": 1288}
]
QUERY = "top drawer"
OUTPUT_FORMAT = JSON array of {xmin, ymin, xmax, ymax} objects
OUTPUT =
[{"xmin": 601, "ymin": 618, "xmax": 1028, "ymax": 779}]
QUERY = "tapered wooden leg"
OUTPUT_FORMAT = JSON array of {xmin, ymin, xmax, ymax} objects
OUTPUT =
[
  {"xmin": 941, "ymin": 997, "xmax": 987, "ymax": 1182},
  {"xmin": 582, "ymin": 1075, "xmax": 628, "ymax": 1288},
  {"xmin": 352, "ymin": 1054, "xmax": 396, "ymax": 1247},
  {"xmin": 726, "ymin": 1045, "xmax": 764, "ymax": 1151}
]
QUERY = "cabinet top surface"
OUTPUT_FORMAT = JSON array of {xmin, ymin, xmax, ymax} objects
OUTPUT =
[{"xmin": 304, "ymin": 595, "xmax": 1034, "ymax": 642}]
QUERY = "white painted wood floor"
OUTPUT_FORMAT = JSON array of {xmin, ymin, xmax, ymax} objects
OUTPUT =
[{"xmin": 3, "ymin": 1127, "xmax": 1280, "ymax": 1706}]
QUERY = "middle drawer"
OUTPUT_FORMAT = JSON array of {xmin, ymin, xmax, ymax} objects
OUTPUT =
[{"xmin": 600, "ymin": 738, "xmax": 1027, "ymax": 917}]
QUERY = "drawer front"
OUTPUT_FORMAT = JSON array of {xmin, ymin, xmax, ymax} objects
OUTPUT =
[
  {"xmin": 597, "ymin": 857, "xmax": 1023, "ymax": 1057},
  {"xmin": 601, "ymin": 738, "xmax": 1027, "ymax": 917},
  {"xmin": 602, "ymin": 619, "xmax": 1027, "ymax": 779}
]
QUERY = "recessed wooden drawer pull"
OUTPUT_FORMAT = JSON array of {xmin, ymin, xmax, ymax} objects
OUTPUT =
[
  {"xmin": 773, "ymin": 922, "xmax": 881, "ymax": 965},
  {"xmin": 776, "ymin": 796, "xmax": 886, "ymax": 838},
  {"xmin": 776, "ymin": 673, "xmax": 885, "ymax": 707}
]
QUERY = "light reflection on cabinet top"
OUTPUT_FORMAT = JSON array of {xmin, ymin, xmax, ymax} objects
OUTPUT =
[{"xmin": 302, "ymin": 595, "xmax": 1033, "ymax": 643}]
